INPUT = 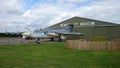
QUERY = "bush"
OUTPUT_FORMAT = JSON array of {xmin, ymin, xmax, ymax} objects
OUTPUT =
[{"xmin": 91, "ymin": 36, "xmax": 108, "ymax": 41}]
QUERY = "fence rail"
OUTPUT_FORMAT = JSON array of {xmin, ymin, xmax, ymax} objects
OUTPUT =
[
  {"xmin": 0, "ymin": 38, "xmax": 35, "ymax": 45},
  {"xmin": 66, "ymin": 40, "xmax": 120, "ymax": 51}
]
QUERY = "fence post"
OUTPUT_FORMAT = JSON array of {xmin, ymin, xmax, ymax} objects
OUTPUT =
[
  {"xmin": 8, "ymin": 41, "xmax": 9, "ymax": 45},
  {"xmin": 106, "ymin": 40, "xmax": 108, "ymax": 51},
  {"xmin": 28, "ymin": 41, "xmax": 29, "ymax": 45},
  {"xmin": 66, "ymin": 40, "xmax": 68, "ymax": 49}
]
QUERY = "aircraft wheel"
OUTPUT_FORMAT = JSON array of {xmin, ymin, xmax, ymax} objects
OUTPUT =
[{"xmin": 51, "ymin": 38, "xmax": 54, "ymax": 41}]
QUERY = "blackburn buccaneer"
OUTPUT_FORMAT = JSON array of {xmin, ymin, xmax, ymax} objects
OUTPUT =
[{"xmin": 22, "ymin": 24, "xmax": 83, "ymax": 41}]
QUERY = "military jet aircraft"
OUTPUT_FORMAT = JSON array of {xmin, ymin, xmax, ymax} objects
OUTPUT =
[{"xmin": 22, "ymin": 24, "xmax": 83, "ymax": 41}]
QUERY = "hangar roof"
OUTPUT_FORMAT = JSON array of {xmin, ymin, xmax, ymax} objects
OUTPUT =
[{"xmin": 49, "ymin": 16, "xmax": 119, "ymax": 28}]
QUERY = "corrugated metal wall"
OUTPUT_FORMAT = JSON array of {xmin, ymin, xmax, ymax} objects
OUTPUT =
[{"xmin": 73, "ymin": 25, "xmax": 120, "ymax": 39}]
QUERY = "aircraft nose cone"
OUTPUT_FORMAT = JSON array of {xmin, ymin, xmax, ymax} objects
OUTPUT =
[{"xmin": 22, "ymin": 32, "xmax": 30, "ymax": 36}]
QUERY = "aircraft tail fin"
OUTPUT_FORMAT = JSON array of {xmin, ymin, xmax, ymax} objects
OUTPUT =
[{"xmin": 66, "ymin": 24, "xmax": 74, "ymax": 32}]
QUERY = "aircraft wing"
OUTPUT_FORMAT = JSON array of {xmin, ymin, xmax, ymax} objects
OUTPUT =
[{"xmin": 55, "ymin": 31, "xmax": 83, "ymax": 35}]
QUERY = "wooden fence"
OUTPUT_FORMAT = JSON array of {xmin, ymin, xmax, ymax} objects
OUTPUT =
[{"xmin": 66, "ymin": 40, "xmax": 120, "ymax": 51}]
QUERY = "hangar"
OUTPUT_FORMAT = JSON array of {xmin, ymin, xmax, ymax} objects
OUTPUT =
[{"xmin": 49, "ymin": 17, "xmax": 120, "ymax": 40}]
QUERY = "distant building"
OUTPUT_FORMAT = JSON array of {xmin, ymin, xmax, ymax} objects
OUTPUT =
[{"xmin": 49, "ymin": 17, "xmax": 120, "ymax": 39}]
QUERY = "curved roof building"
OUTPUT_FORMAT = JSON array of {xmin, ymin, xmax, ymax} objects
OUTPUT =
[{"xmin": 49, "ymin": 17, "xmax": 120, "ymax": 39}]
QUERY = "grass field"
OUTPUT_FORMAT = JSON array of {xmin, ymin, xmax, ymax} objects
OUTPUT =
[{"xmin": 0, "ymin": 42, "xmax": 120, "ymax": 68}]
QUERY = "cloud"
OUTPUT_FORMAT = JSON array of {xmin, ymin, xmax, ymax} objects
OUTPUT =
[
  {"xmin": 0, "ymin": 0, "xmax": 120, "ymax": 32},
  {"xmin": 56, "ymin": 0, "xmax": 89, "ymax": 4},
  {"xmin": 68, "ymin": 0, "xmax": 90, "ymax": 3},
  {"xmin": 0, "ymin": 0, "xmax": 24, "ymax": 15},
  {"xmin": 23, "ymin": 0, "xmax": 120, "ymax": 28},
  {"xmin": 0, "ymin": 0, "xmax": 25, "ymax": 32},
  {"xmin": 22, "ymin": 3, "xmax": 74, "ymax": 29},
  {"xmin": 75, "ymin": 0, "xmax": 120, "ymax": 23}
]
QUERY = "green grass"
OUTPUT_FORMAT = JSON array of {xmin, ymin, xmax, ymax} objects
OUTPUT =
[{"xmin": 0, "ymin": 42, "xmax": 120, "ymax": 68}]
